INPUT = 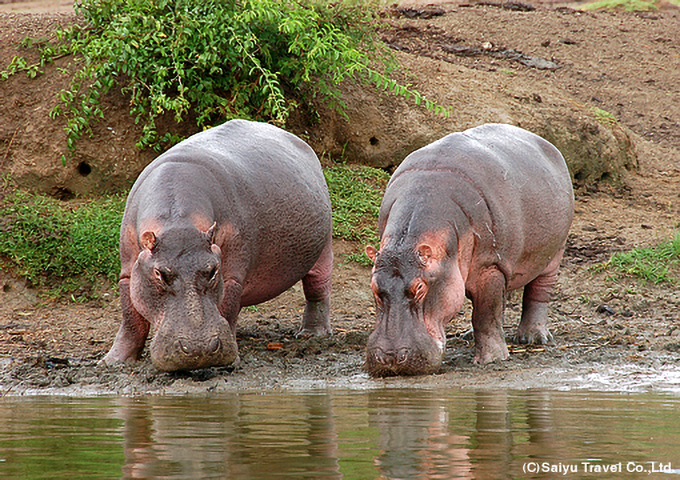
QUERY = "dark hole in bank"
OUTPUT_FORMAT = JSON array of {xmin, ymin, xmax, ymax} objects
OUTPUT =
[{"xmin": 77, "ymin": 161, "xmax": 92, "ymax": 177}]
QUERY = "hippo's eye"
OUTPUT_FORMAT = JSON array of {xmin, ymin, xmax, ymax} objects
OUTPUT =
[
  {"xmin": 153, "ymin": 267, "xmax": 174, "ymax": 285},
  {"xmin": 370, "ymin": 278, "xmax": 385, "ymax": 309},
  {"xmin": 153, "ymin": 268, "xmax": 163, "ymax": 283}
]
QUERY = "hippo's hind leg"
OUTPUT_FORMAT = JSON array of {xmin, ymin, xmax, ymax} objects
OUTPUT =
[
  {"xmin": 102, "ymin": 277, "xmax": 150, "ymax": 365},
  {"xmin": 298, "ymin": 238, "xmax": 333, "ymax": 337},
  {"xmin": 514, "ymin": 250, "xmax": 564, "ymax": 345}
]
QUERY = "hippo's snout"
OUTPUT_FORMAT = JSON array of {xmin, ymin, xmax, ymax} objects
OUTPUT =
[
  {"xmin": 366, "ymin": 340, "xmax": 443, "ymax": 377},
  {"xmin": 151, "ymin": 331, "xmax": 238, "ymax": 372}
]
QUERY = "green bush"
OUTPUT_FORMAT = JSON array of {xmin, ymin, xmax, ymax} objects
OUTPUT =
[
  {"xmin": 8, "ymin": 0, "xmax": 380, "ymax": 154},
  {"xmin": 3, "ymin": 0, "xmax": 448, "ymax": 158}
]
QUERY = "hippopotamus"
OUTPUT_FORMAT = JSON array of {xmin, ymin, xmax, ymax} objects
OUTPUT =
[
  {"xmin": 365, "ymin": 123, "xmax": 574, "ymax": 376},
  {"xmin": 103, "ymin": 119, "xmax": 333, "ymax": 372}
]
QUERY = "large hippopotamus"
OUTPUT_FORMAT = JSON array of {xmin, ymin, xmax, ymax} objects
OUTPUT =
[
  {"xmin": 365, "ymin": 123, "xmax": 574, "ymax": 376},
  {"xmin": 103, "ymin": 119, "xmax": 333, "ymax": 372}
]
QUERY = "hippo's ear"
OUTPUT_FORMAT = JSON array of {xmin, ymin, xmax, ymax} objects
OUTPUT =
[
  {"xmin": 140, "ymin": 231, "xmax": 158, "ymax": 252},
  {"xmin": 365, "ymin": 245, "xmax": 378, "ymax": 263}
]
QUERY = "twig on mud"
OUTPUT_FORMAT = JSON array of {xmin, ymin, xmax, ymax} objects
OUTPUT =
[
  {"xmin": 585, "ymin": 341, "xmax": 610, "ymax": 353},
  {"xmin": 2, "ymin": 127, "xmax": 19, "ymax": 164},
  {"xmin": 509, "ymin": 346, "xmax": 547, "ymax": 354},
  {"xmin": 334, "ymin": 327, "xmax": 367, "ymax": 334},
  {"xmin": 556, "ymin": 341, "xmax": 610, "ymax": 352},
  {"xmin": 557, "ymin": 343, "xmax": 598, "ymax": 349}
]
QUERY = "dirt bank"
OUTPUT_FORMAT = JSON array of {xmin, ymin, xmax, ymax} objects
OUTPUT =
[{"xmin": 1, "ymin": 0, "xmax": 680, "ymax": 395}]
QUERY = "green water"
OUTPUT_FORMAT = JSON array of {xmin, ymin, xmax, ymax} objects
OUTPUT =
[{"xmin": 1, "ymin": 389, "xmax": 679, "ymax": 479}]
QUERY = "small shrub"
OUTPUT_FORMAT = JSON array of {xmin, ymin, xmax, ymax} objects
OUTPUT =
[{"xmin": 591, "ymin": 107, "xmax": 617, "ymax": 126}]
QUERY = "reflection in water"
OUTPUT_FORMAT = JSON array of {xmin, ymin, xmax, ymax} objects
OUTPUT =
[
  {"xmin": 1, "ymin": 389, "xmax": 680, "ymax": 478},
  {"xmin": 119, "ymin": 394, "xmax": 342, "ymax": 478}
]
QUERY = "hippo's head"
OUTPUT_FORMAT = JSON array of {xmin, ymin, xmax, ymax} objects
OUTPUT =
[
  {"xmin": 364, "ymin": 240, "xmax": 465, "ymax": 377},
  {"xmin": 130, "ymin": 223, "xmax": 238, "ymax": 372}
]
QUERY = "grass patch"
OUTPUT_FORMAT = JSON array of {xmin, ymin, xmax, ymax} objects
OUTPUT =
[
  {"xmin": 580, "ymin": 0, "xmax": 661, "ymax": 10},
  {"xmin": 0, "ymin": 164, "xmax": 389, "ymax": 297},
  {"xmin": 324, "ymin": 163, "xmax": 390, "ymax": 265},
  {"xmin": 0, "ymin": 190, "xmax": 124, "ymax": 299},
  {"xmin": 596, "ymin": 234, "xmax": 680, "ymax": 284}
]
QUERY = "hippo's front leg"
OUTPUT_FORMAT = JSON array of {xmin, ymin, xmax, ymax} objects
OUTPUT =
[
  {"xmin": 298, "ymin": 239, "xmax": 333, "ymax": 337},
  {"xmin": 470, "ymin": 267, "xmax": 509, "ymax": 364},
  {"xmin": 102, "ymin": 277, "xmax": 150, "ymax": 365}
]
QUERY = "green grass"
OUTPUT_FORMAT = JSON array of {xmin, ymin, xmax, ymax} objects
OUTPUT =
[
  {"xmin": 580, "ymin": 0, "xmax": 669, "ymax": 10},
  {"xmin": 324, "ymin": 164, "xmax": 390, "ymax": 265},
  {"xmin": 0, "ymin": 190, "xmax": 125, "ymax": 299},
  {"xmin": 598, "ymin": 234, "xmax": 680, "ymax": 284},
  {"xmin": 0, "ymin": 164, "xmax": 389, "ymax": 298}
]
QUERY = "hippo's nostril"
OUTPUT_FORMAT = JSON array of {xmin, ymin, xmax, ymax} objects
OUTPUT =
[
  {"xmin": 374, "ymin": 348, "xmax": 388, "ymax": 365},
  {"xmin": 209, "ymin": 337, "xmax": 221, "ymax": 354},
  {"xmin": 396, "ymin": 348, "xmax": 409, "ymax": 364},
  {"xmin": 178, "ymin": 339, "xmax": 191, "ymax": 355}
]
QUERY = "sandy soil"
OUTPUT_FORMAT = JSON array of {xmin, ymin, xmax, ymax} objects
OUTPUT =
[{"xmin": 1, "ymin": 0, "xmax": 680, "ymax": 395}]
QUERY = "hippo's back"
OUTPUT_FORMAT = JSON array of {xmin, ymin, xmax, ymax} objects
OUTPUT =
[
  {"xmin": 129, "ymin": 119, "xmax": 330, "ymax": 224},
  {"xmin": 393, "ymin": 123, "xmax": 570, "ymax": 194},
  {"xmin": 392, "ymin": 123, "xmax": 572, "ymax": 217},
  {"xmin": 387, "ymin": 123, "xmax": 574, "ymax": 275},
  {"xmin": 142, "ymin": 119, "xmax": 327, "ymax": 202}
]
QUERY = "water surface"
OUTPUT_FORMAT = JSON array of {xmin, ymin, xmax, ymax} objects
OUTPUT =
[{"xmin": 1, "ymin": 388, "xmax": 679, "ymax": 478}]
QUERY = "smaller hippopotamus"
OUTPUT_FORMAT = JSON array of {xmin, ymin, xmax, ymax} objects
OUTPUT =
[
  {"xmin": 103, "ymin": 119, "xmax": 333, "ymax": 372},
  {"xmin": 365, "ymin": 123, "xmax": 574, "ymax": 376}
]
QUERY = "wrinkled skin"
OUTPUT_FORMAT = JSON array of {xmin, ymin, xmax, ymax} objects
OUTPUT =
[
  {"xmin": 366, "ymin": 123, "xmax": 574, "ymax": 377},
  {"xmin": 103, "ymin": 120, "xmax": 333, "ymax": 372}
]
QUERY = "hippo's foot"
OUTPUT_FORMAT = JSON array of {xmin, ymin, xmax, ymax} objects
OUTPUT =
[
  {"xmin": 514, "ymin": 301, "xmax": 554, "ymax": 345},
  {"xmin": 473, "ymin": 335, "xmax": 509, "ymax": 364},
  {"xmin": 100, "ymin": 346, "xmax": 141, "ymax": 367},
  {"xmin": 513, "ymin": 328, "xmax": 554, "ymax": 345},
  {"xmin": 297, "ymin": 299, "xmax": 331, "ymax": 337},
  {"xmin": 100, "ymin": 325, "xmax": 147, "ymax": 366}
]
